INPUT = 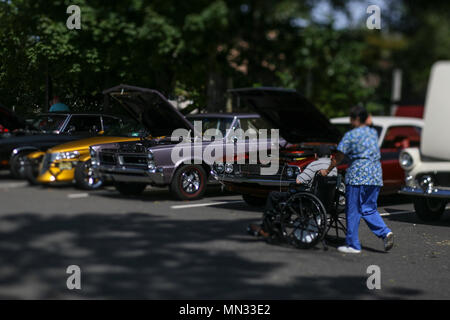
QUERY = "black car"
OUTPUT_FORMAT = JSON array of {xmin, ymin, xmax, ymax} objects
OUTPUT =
[
  {"xmin": 0, "ymin": 103, "xmax": 28, "ymax": 138},
  {"xmin": 0, "ymin": 112, "xmax": 124, "ymax": 178}
]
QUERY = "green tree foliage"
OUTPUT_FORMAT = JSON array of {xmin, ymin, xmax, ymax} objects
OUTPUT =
[
  {"xmin": 0, "ymin": 0, "xmax": 448, "ymax": 117},
  {"xmin": 386, "ymin": 0, "xmax": 450, "ymax": 102}
]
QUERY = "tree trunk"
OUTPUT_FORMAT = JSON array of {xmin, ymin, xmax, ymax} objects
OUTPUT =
[{"xmin": 206, "ymin": 70, "xmax": 226, "ymax": 112}]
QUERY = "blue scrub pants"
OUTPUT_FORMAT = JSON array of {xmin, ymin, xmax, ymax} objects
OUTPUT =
[{"xmin": 345, "ymin": 185, "xmax": 391, "ymax": 250}]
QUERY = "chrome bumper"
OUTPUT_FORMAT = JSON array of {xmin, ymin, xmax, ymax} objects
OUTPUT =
[
  {"xmin": 399, "ymin": 186, "xmax": 450, "ymax": 199},
  {"xmin": 212, "ymin": 172, "xmax": 293, "ymax": 187},
  {"xmin": 95, "ymin": 165, "xmax": 166, "ymax": 185}
]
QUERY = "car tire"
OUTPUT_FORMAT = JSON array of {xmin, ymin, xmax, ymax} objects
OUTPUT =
[
  {"xmin": 242, "ymin": 194, "xmax": 267, "ymax": 207},
  {"xmin": 114, "ymin": 182, "xmax": 147, "ymax": 196},
  {"xmin": 171, "ymin": 164, "xmax": 207, "ymax": 200},
  {"xmin": 24, "ymin": 159, "xmax": 40, "ymax": 185},
  {"xmin": 413, "ymin": 197, "xmax": 446, "ymax": 221},
  {"xmin": 74, "ymin": 160, "xmax": 103, "ymax": 190},
  {"xmin": 10, "ymin": 151, "xmax": 31, "ymax": 179}
]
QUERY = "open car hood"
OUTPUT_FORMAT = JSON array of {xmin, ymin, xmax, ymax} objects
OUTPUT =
[
  {"xmin": 229, "ymin": 87, "xmax": 342, "ymax": 143},
  {"xmin": 0, "ymin": 103, "xmax": 26, "ymax": 131},
  {"xmin": 103, "ymin": 85, "xmax": 194, "ymax": 137}
]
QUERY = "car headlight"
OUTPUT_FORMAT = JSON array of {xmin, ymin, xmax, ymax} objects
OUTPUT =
[
  {"xmin": 214, "ymin": 163, "xmax": 225, "ymax": 174},
  {"xmin": 148, "ymin": 161, "xmax": 156, "ymax": 170},
  {"xmin": 286, "ymin": 165, "xmax": 300, "ymax": 179},
  {"xmin": 399, "ymin": 152, "xmax": 414, "ymax": 169},
  {"xmin": 90, "ymin": 148, "xmax": 99, "ymax": 167},
  {"xmin": 225, "ymin": 163, "xmax": 234, "ymax": 174},
  {"xmin": 286, "ymin": 167, "xmax": 294, "ymax": 178},
  {"xmin": 52, "ymin": 151, "xmax": 80, "ymax": 161},
  {"xmin": 147, "ymin": 151, "xmax": 156, "ymax": 170}
]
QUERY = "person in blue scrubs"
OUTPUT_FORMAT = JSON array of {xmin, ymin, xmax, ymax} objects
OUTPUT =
[
  {"xmin": 49, "ymin": 96, "xmax": 70, "ymax": 112},
  {"xmin": 320, "ymin": 106, "xmax": 394, "ymax": 253}
]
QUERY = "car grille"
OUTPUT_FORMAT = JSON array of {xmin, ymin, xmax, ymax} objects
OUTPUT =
[
  {"xmin": 236, "ymin": 163, "xmax": 284, "ymax": 178},
  {"xmin": 101, "ymin": 148, "xmax": 120, "ymax": 153},
  {"xmin": 99, "ymin": 152, "xmax": 116, "ymax": 165},
  {"xmin": 98, "ymin": 151, "xmax": 148, "ymax": 168},
  {"xmin": 238, "ymin": 164, "xmax": 262, "ymax": 175},
  {"xmin": 121, "ymin": 155, "xmax": 148, "ymax": 166}
]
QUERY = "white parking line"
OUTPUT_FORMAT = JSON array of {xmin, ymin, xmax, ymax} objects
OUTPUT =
[
  {"xmin": 0, "ymin": 182, "xmax": 28, "ymax": 189},
  {"xmin": 171, "ymin": 200, "xmax": 244, "ymax": 210},
  {"xmin": 380, "ymin": 210, "xmax": 413, "ymax": 217},
  {"xmin": 67, "ymin": 193, "xmax": 89, "ymax": 199}
]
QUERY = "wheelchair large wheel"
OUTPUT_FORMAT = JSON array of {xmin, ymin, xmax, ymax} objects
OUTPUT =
[{"xmin": 280, "ymin": 192, "xmax": 327, "ymax": 249}]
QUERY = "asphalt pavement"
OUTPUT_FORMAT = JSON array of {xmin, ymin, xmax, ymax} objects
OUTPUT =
[{"xmin": 0, "ymin": 170, "xmax": 449, "ymax": 299}]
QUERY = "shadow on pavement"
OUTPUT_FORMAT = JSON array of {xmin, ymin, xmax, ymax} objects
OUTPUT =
[
  {"xmin": 384, "ymin": 210, "xmax": 450, "ymax": 227},
  {"xmin": 94, "ymin": 184, "xmax": 236, "ymax": 203},
  {"xmin": 212, "ymin": 200, "xmax": 263, "ymax": 213},
  {"xmin": 0, "ymin": 211, "xmax": 423, "ymax": 299},
  {"xmin": 377, "ymin": 194, "xmax": 412, "ymax": 206}
]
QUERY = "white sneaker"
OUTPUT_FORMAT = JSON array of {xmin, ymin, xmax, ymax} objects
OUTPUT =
[
  {"xmin": 338, "ymin": 246, "xmax": 361, "ymax": 254},
  {"xmin": 383, "ymin": 232, "xmax": 394, "ymax": 251}
]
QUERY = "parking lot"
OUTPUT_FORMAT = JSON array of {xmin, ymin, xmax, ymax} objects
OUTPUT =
[{"xmin": 0, "ymin": 170, "xmax": 449, "ymax": 300}]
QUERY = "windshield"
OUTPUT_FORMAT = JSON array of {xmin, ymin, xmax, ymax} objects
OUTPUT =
[
  {"xmin": 187, "ymin": 117, "xmax": 234, "ymax": 139},
  {"xmin": 333, "ymin": 123, "xmax": 383, "ymax": 141},
  {"xmin": 31, "ymin": 115, "xmax": 67, "ymax": 132},
  {"xmin": 103, "ymin": 118, "xmax": 149, "ymax": 137}
]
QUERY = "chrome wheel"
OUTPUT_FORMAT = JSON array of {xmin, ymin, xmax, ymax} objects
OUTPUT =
[
  {"xmin": 181, "ymin": 169, "xmax": 200, "ymax": 194},
  {"xmin": 171, "ymin": 165, "xmax": 207, "ymax": 200}
]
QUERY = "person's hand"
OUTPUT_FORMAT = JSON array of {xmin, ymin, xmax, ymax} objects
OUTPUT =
[{"xmin": 319, "ymin": 169, "xmax": 329, "ymax": 176}]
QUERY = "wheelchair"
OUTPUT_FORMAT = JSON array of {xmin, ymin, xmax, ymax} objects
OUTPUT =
[{"xmin": 263, "ymin": 173, "xmax": 347, "ymax": 250}]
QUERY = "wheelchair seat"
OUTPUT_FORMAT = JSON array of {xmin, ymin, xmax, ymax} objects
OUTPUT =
[{"xmin": 310, "ymin": 173, "xmax": 338, "ymax": 212}]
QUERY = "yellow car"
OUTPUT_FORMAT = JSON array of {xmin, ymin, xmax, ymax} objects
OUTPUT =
[
  {"xmin": 25, "ymin": 119, "xmax": 149, "ymax": 190},
  {"xmin": 25, "ymin": 136, "xmax": 140, "ymax": 189}
]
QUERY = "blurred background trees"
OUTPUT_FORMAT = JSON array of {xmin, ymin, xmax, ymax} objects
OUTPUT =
[{"xmin": 0, "ymin": 0, "xmax": 449, "ymax": 116}]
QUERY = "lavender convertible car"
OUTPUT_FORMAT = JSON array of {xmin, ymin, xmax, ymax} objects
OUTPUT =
[{"xmin": 90, "ymin": 85, "xmax": 275, "ymax": 200}]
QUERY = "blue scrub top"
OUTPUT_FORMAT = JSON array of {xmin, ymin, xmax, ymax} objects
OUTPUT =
[{"xmin": 337, "ymin": 126, "xmax": 383, "ymax": 186}]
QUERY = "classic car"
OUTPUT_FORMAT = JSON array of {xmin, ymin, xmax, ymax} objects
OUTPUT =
[
  {"xmin": 212, "ymin": 87, "xmax": 343, "ymax": 206},
  {"xmin": 0, "ymin": 112, "xmax": 122, "ymax": 179},
  {"xmin": 90, "ymin": 84, "xmax": 274, "ymax": 200},
  {"xmin": 331, "ymin": 116, "xmax": 423, "ymax": 195},
  {"xmin": 25, "ymin": 117, "xmax": 148, "ymax": 189},
  {"xmin": 399, "ymin": 61, "xmax": 450, "ymax": 221}
]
